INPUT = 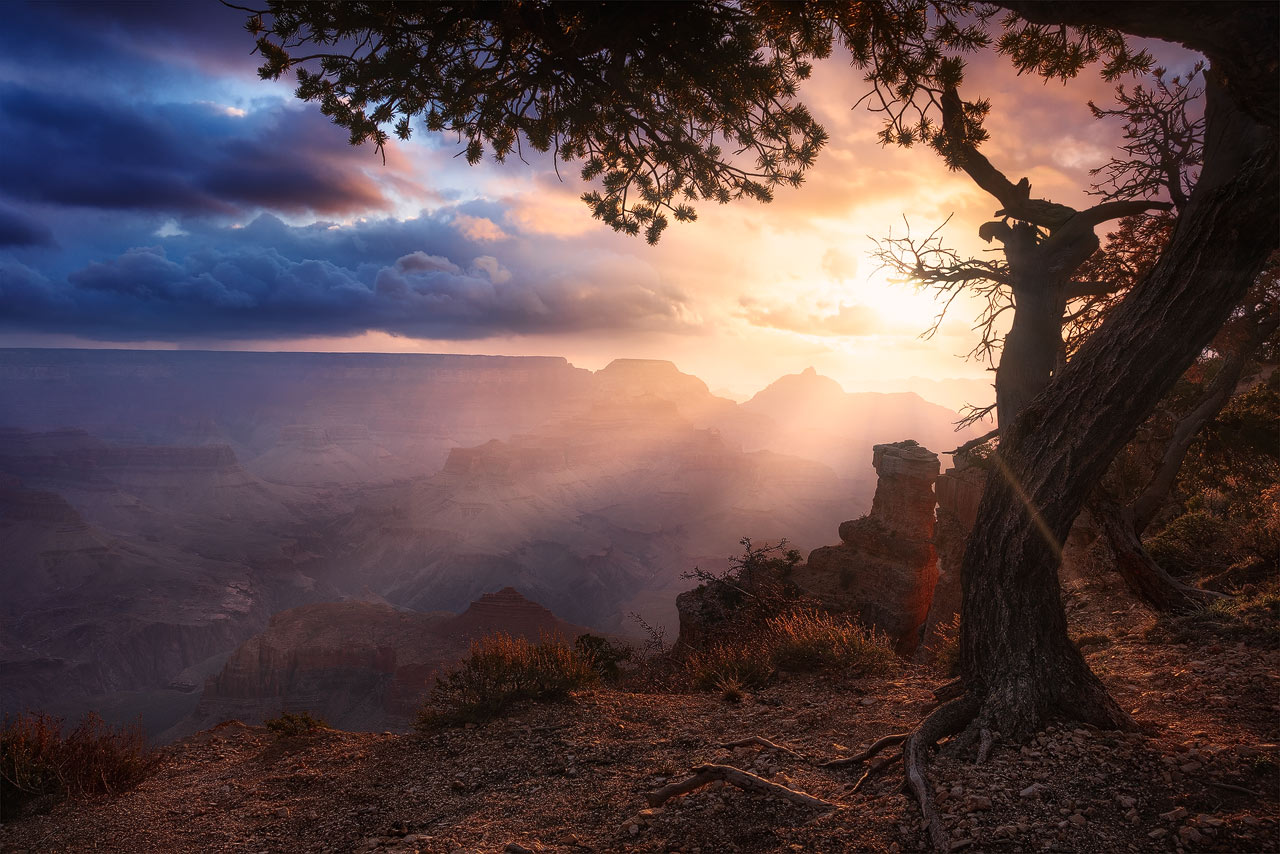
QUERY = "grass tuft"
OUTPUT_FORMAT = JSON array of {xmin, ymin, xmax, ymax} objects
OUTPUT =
[{"xmin": 415, "ymin": 633, "xmax": 597, "ymax": 730}]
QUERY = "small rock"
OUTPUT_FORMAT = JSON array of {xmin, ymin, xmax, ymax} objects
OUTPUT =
[
  {"xmin": 504, "ymin": 845, "xmax": 535, "ymax": 854},
  {"xmin": 1020, "ymin": 784, "xmax": 1044, "ymax": 799},
  {"xmin": 1148, "ymin": 829, "xmax": 1168, "ymax": 839},
  {"xmin": 1161, "ymin": 806, "xmax": 1188, "ymax": 822},
  {"xmin": 1067, "ymin": 814, "xmax": 1086, "ymax": 826},
  {"xmin": 1117, "ymin": 795, "xmax": 1136, "ymax": 809},
  {"xmin": 1178, "ymin": 826, "xmax": 1205, "ymax": 844},
  {"xmin": 964, "ymin": 795, "xmax": 992, "ymax": 812}
]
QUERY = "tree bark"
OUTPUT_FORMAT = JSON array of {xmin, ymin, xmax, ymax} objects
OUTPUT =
[{"xmin": 957, "ymin": 69, "xmax": 1279, "ymax": 738}]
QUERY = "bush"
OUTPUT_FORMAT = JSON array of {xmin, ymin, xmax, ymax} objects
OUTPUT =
[
  {"xmin": 1145, "ymin": 510, "xmax": 1237, "ymax": 577},
  {"xmin": 1, "ymin": 711, "xmax": 157, "ymax": 821},
  {"xmin": 682, "ymin": 608, "xmax": 897, "ymax": 692},
  {"xmin": 1145, "ymin": 581, "xmax": 1280, "ymax": 648},
  {"xmin": 684, "ymin": 636, "xmax": 775, "ymax": 690},
  {"xmin": 575, "ymin": 633, "xmax": 634, "ymax": 682},
  {"xmin": 766, "ymin": 608, "xmax": 897, "ymax": 674},
  {"xmin": 416, "ymin": 633, "xmax": 597, "ymax": 730},
  {"xmin": 264, "ymin": 711, "xmax": 327, "ymax": 737}
]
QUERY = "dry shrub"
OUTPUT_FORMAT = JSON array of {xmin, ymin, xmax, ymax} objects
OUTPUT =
[
  {"xmin": 1, "ymin": 711, "xmax": 157, "ymax": 821},
  {"xmin": 684, "ymin": 636, "xmax": 775, "ymax": 690},
  {"xmin": 683, "ymin": 608, "xmax": 897, "ymax": 692},
  {"xmin": 264, "ymin": 711, "xmax": 327, "ymax": 737},
  {"xmin": 416, "ymin": 633, "xmax": 597, "ymax": 730},
  {"xmin": 923, "ymin": 613, "xmax": 962, "ymax": 675},
  {"xmin": 766, "ymin": 608, "xmax": 897, "ymax": 674}
]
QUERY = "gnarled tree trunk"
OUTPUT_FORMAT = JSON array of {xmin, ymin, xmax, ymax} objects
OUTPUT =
[{"xmin": 957, "ymin": 71, "xmax": 1279, "ymax": 739}]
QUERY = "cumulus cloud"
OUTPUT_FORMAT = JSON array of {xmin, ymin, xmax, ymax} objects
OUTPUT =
[
  {"xmin": 0, "ymin": 214, "xmax": 694, "ymax": 341},
  {"xmin": 453, "ymin": 214, "xmax": 508, "ymax": 241},
  {"xmin": 0, "ymin": 83, "xmax": 390, "ymax": 218}
]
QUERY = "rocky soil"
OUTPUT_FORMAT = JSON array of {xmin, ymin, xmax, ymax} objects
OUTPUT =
[{"xmin": 3, "ymin": 572, "xmax": 1276, "ymax": 854}]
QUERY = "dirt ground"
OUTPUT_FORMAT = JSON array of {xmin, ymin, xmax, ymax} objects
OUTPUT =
[{"xmin": 3, "ymin": 570, "xmax": 1276, "ymax": 854}]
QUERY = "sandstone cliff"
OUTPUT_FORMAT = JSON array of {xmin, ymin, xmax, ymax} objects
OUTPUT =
[{"xmin": 793, "ymin": 441, "xmax": 941, "ymax": 656}]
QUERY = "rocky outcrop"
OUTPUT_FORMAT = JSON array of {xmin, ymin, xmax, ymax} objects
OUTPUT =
[
  {"xmin": 918, "ymin": 464, "xmax": 987, "ymax": 659},
  {"xmin": 793, "ymin": 440, "xmax": 940, "ymax": 656}
]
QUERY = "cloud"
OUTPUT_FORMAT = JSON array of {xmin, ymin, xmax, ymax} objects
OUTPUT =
[
  {"xmin": 739, "ymin": 299, "xmax": 890, "ymax": 337},
  {"xmin": 0, "ymin": 83, "xmax": 391, "ymax": 218},
  {"xmin": 0, "ymin": 204, "xmax": 52, "ymax": 247},
  {"xmin": 0, "ymin": 213, "xmax": 694, "ymax": 341},
  {"xmin": 453, "ymin": 214, "xmax": 508, "ymax": 241}
]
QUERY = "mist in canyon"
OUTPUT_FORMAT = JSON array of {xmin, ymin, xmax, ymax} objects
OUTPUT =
[{"xmin": 0, "ymin": 348, "xmax": 979, "ymax": 737}]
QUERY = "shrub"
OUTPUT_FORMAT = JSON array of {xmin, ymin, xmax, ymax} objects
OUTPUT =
[
  {"xmin": 1144, "ymin": 581, "xmax": 1280, "ymax": 648},
  {"xmin": 923, "ymin": 613, "xmax": 962, "ymax": 675},
  {"xmin": 1, "ymin": 711, "xmax": 157, "ymax": 821},
  {"xmin": 684, "ymin": 637, "xmax": 775, "ymax": 690},
  {"xmin": 1145, "ymin": 510, "xmax": 1237, "ymax": 577},
  {"xmin": 681, "ymin": 608, "xmax": 897, "ymax": 692},
  {"xmin": 681, "ymin": 538, "xmax": 806, "ymax": 642},
  {"xmin": 416, "ymin": 633, "xmax": 597, "ymax": 730},
  {"xmin": 264, "ymin": 711, "xmax": 327, "ymax": 737},
  {"xmin": 575, "ymin": 633, "xmax": 634, "ymax": 682},
  {"xmin": 766, "ymin": 608, "xmax": 897, "ymax": 674}
]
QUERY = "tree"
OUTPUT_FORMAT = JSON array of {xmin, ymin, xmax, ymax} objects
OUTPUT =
[
  {"xmin": 239, "ymin": 3, "xmax": 1278, "ymax": 849},
  {"xmin": 876, "ymin": 61, "xmax": 1273, "ymax": 613}
]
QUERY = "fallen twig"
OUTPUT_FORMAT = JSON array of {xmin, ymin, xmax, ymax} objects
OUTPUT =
[{"xmin": 645, "ymin": 763, "xmax": 837, "ymax": 810}]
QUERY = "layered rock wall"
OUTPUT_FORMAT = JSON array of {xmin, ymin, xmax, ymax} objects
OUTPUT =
[{"xmin": 794, "ymin": 440, "xmax": 940, "ymax": 656}]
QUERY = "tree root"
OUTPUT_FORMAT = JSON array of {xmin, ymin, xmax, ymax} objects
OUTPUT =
[
  {"xmin": 933, "ymin": 678, "xmax": 965, "ymax": 703},
  {"xmin": 903, "ymin": 695, "xmax": 980, "ymax": 854},
  {"xmin": 820, "ymin": 733, "xmax": 908, "ymax": 768},
  {"xmin": 976, "ymin": 728, "xmax": 995, "ymax": 764},
  {"xmin": 850, "ymin": 752, "xmax": 902, "ymax": 794},
  {"xmin": 720, "ymin": 736, "xmax": 806, "ymax": 761},
  {"xmin": 645, "ymin": 763, "xmax": 836, "ymax": 810}
]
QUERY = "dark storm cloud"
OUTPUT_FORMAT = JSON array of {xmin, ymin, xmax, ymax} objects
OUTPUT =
[
  {"xmin": 0, "ymin": 83, "xmax": 388, "ymax": 217},
  {"xmin": 0, "ymin": 204, "xmax": 53, "ymax": 247},
  {"xmin": 0, "ymin": 213, "xmax": 693, "ymax": 340}
]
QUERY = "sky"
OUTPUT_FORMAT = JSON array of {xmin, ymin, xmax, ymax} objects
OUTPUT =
[{"xmin": 0, "ymin": 2, "xmax": 1202, "ymax": 406}]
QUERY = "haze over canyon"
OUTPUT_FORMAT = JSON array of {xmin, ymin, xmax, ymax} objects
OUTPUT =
[{"xmin": 0, "ymin": 348, "xmax": 979, "ymax": 737}]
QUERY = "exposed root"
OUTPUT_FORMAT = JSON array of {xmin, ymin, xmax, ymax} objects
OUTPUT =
[
  {"xmin": 820, "ymin": 733, "xmax": 908, "ymax": 768},
  {"xmin": 932, "ymin": 678, "xmax": 965, "ymax": 704},
  {"xmin": 904, "ymin": 695, "xmax": 980, "ymax": 854},
  {"xmin": 720, "ymin": 736, "xmax": 806, "ymax": 761},
  {"xmin": 645, "ymin": 763, "xmax": 837, "ymax": 810},
  {"xmin": 976, "ymin": 728, "xmax": 995, "ymax": 764},
  {"xmin": 850, "ymin": 752, "xmax": 901, "ymax": 794}
]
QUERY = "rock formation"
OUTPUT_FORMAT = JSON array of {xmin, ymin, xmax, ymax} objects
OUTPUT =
[
  {"xmin": 918, "ymin": 464, "xmax": 987, "ymax": 658},
  {"xmin": 793, "ymin": 440, "xmax": 941, "ymax": 656}
]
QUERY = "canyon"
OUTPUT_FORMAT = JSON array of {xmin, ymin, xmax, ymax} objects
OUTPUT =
[{"xmin": 0, "ymin": 348, "xmax": 983, "ymax": 737}]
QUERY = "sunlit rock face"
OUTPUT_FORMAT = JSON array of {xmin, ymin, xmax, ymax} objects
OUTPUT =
[
  {"xmin": 795, "ymin": 440, "xmax": 941, "ymax": 656},
  {"xmin": 171, "ymin": 588, "xmax": 592, "ymax": 738},
  {"xmin": 918, "ymin": 464, "xmax": 988, "ymax": 659}
]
